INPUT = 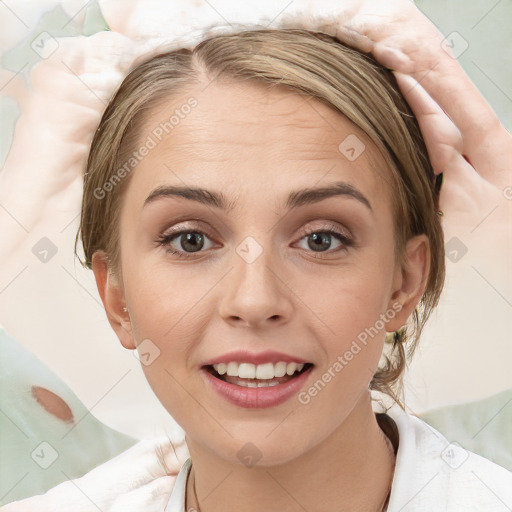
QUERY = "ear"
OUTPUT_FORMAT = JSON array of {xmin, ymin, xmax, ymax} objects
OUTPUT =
[
  {"xmin": 91, "ymin": 251, "xmax": 136, "ymax": 350},
  {"xmin": 386, "ymin": 234, "xmax": 431, "ymax": 331}
]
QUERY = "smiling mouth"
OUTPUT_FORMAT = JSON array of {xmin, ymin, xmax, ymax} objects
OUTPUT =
[{"xmin": 205, "ymin": 362, "xmax": 314, "ymax": 388}]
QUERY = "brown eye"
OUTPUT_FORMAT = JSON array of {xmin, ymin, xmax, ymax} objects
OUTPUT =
[
  {"xmin": 156, "ymin": 228, "xmax": 216, "ymax": 258},
  {"xmin": 295, "ymin": 225, "xmax": 353, "ymax": 256},
  {"xmin": 305, "ymin": 232, "xmax": 334, "ymax": 252},
  {"xmin": 175, "ymin": 232, "xmax": 205, "ymax": 253}
]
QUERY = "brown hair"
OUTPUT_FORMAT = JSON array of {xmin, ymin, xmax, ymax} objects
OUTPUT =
[{"xmin": 75, "ymin": 28, "xmax": 445, "ymax": 402}]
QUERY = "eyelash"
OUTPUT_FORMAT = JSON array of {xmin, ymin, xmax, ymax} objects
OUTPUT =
[{"xmin": 156, "ymin": 223, "xmax": 354, "ymax": 259}]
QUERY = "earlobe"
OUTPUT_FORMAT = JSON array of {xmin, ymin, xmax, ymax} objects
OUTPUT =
[
  {"xmin": 386, "ymin": 235, "xmax": 430, "ymax": 331},
  {"xmin": 91, "ymin": 251, "xmax": 136, "ymax": 350}
]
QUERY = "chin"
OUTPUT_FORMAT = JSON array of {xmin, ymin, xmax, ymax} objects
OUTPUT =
[{"xmin": 205, "ymin": 425, "xmax": 318, "ymax": 468}]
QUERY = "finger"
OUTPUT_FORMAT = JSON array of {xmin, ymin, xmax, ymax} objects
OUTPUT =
[
  {"xmin": 384, "ymin": 24, "xmax": 507, "ymax": 180},
  {"xmin": 394, "ymin": 73, "xmax": 476, "ymax": 176},
  {"xmin": 333, "ymin": 0, "xmax": 509, "ymax": 180},
  {"xmin": 394, "ymin": 72, "xmax": 490, "ymax": 215},
  {"xmin": 405, "ymin": 60, "xmax": 510, "ymax": 182},
  {"xmin": 379, "ymin": 38, "xmax": 500, "ymax": 154}
]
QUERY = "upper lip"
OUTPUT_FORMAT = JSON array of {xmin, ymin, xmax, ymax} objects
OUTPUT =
[{"xmin": 201, "ymin": 350, "xmax": 311, "ymax": 367}]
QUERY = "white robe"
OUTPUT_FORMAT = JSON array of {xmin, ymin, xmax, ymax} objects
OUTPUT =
[{"xmin": 165, "ymin": 407, "xmax": 512, "ymax": 511}]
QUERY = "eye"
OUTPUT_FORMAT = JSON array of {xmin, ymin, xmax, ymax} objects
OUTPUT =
[
  {"xmin": 294, "ymin": 224, "xmax": 353, "ymax": 256},
  {"xmin": 156, "ymin": 226, "xmax": 217, "ymax": 258},
  {"xmin": 156, "ymin": 222, "xmax": 353, "ymax": 259}
]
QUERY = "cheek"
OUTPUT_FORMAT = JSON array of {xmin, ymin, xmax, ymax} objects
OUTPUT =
[
  {"xmin": 305, "ymin": 275, "xmax": 389, "ymax": 390},
  {"xmin": 129, "ymin": 281, "xmax": 193, "ymax": 340},
  {"xmin": 121, "ymin": 257, "xmax": 209, "ymax": 421},
  {"xmin": 121, "ymin": 255, "xmax": 222, "ymax": 412},
  {"xmin": 304, "ymin": 248, "xmax": 395, "ymax": 338},
  {"xmin": 297, "ymin": 241, "xmax": 396, "ymax": 389},
  {"xmin": 293, "ymin": 264, "xmax": 394, "ymax": 422},
  {"xmin": 122, "ymin": 245, "xmax": 211, "ymax": 340}
]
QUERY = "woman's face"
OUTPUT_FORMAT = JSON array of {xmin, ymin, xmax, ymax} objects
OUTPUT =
[{"xmin": 98, "ymin": 79, "xmax": 425, "ymax": 465}]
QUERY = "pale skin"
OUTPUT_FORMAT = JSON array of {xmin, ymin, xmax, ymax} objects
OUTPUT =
[
  {"xmin": 92, "ymin": 79, "xmax": 430, "ymax": 512},
  {"xmin": 0, "ymin": 1, "xmax": 509, "ymax": 511}
]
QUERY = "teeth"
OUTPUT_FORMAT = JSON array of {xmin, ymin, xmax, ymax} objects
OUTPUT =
[
  {"xmin": 238, "ymin": 380, "xmax": 282, "ymax": 388},
  {"xmin": 256, "ymin": 363, "xmax": 274, "ymax": 379},
  {"xmin": 238, "ymin": 363, "xmax": 256, "ymax": 379},
  {"xmin": 216, "ymin": 363, "xmax": 227, "ymax": 375},
  {"xmin": 226, "ymin": 362, "xmax": 239, "ymax": 377},
  {"xmin": 286, "ymin": 362, "xmax": 298, "ymax": 375},
  {"xmin": 274, "ymin": 362, "xmax": 287, "ymax": 378},
  {"xmin": 212, "ymin": 361, "xmax": 306, "ymax": 379}
]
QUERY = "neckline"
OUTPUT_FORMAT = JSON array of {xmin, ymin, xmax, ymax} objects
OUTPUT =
[{"xmin": 167, "ymin": 412, "xmax": 400, "ymax": 512}]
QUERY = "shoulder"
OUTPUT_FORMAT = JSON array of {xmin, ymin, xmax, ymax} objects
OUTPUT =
[{"xmin": 386, "ymin": 406, "xmax": 512, "ymax": 511}]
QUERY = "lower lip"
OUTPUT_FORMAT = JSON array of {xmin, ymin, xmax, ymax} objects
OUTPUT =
[{"xmin": 201, "ymin": 366, "xmax": 313, "ymax": 409}]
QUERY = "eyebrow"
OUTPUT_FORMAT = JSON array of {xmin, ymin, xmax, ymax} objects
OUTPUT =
[{"xmin": 143, "ymin": 181, "xmax": 372, "ymax": 212}]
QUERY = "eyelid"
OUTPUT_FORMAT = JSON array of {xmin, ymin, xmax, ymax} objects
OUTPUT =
[
  {"xmin": 160, "ymin": 219, "xmax": 352, "ymax": 240},
  {"xmin": 160, "ymin": 220, "xmax": 213, "ymax": 237},
  {"xmin": 292, "ymin": 223, "xmax": 354, "ymax": 258},
  {"xmin": 156, "ymin": 219, "xmax": 354, "ymax": 258},
  {"xmin": 156, "ymin": 220, "xmax": 219, "ymax": 255},
  {"xmin": 296, "ymin": 221, "xmax": 353, "ymax": 241}
]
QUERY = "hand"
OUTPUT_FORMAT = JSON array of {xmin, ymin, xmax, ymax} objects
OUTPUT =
[
  {"xmin": 393, "ymin": 72, "xmax": 511, "ymax": 255},
  {"xmin": 0, "ymin": 437, "xmax": 188, "ymax": 512},
  {"xmin": 328, "ymin": 0, "xmax": 512, "ymax": 273},
  {"xmin": 0, "ymin": 30, "xmax": 137, "ymax": 269},
  {"xmin": 282, "ymin": 0, "xmax": 511, "ymax": 281},
  {"xmin": 329, "ymin": 0, "xmax": 511, "ymax": 177}
]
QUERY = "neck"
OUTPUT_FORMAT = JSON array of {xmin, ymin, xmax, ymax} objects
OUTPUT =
[{"xmin": 185, "ymin": 392, "xmax": 396, "ymax": 512}]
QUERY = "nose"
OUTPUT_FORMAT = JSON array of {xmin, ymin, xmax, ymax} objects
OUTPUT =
[{"xmin": 217, "ymin": 239, "xmax": 293, "ymax": 328}]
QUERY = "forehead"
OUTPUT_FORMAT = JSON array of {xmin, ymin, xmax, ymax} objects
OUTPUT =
[{"xmin": 125, "ymin": 79, "xmax": 393, "ymax": 214}]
